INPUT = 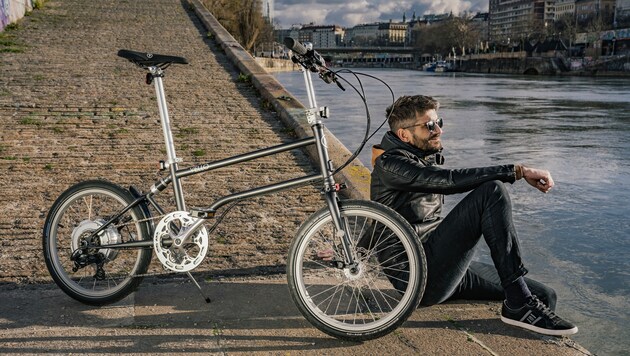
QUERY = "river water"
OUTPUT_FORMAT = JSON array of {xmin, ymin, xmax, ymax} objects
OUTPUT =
[{"xmin": 274, "ymin": 69, "xmax": 630, "ymax": 355}]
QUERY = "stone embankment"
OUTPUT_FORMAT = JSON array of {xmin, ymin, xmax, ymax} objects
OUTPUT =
[
  {"xmin": 457, "ymin": 52, "xmax": 630, "ymax": 76},
  {"xmin": 254, "ymin": 57, "xmax": 299, "ymax": 72}
]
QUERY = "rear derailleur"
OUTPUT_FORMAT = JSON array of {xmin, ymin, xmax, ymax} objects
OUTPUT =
[{"xmin": 70, "ymin": 246, "xmax": 107, "ymax": 280}]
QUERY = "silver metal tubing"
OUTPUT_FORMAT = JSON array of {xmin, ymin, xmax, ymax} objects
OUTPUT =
[
  {"xmin": 302, "ymin": 68, "xmax": 317, "ymax": 109},
  {"xmin": 311, "ymin": 124, "xmax": 334, "ymax": 182},
  {"xmin": 311, "ymin": 123, "xmax": 353, "ymax": 264},
  {"xmin": 86, "ymin": 196, "xmax": 146, "ymax": 243},
  {"xmin": 304, "ymin": 78, "xmax": 354, "ymax": 264},
  {"xmin": 176, "ymin": 137, "xmax": 317, "ymax": 179},
  {"xmin": 152, "ymin": 67, "xmax": 186, "ymax": 211}
]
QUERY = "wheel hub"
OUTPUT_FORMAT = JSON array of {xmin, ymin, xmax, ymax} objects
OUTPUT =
[
  {"xmin": 71, "ymin": 220, "xmax": 120, "ymax": 262},
  {"xmin": 343, "ymin": 261, "xmax": 365, "ymax": 281}
]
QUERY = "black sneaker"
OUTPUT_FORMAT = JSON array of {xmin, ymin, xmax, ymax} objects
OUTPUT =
[{"xmin": 501, "ymin": 296, "xmax": 578, "ymax": 336}]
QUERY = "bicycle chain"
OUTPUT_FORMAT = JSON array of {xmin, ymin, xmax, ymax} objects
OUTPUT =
[
  {"xmin": 110, "ymin": 213, "xmax": 186, "ymax": 278},
  {"xmin": 111, "ymin": 201, "xmax": 242, "ymax": 278},
  {"xmin": 113, "ymin": 213, "xmax": 216, "ymax": 279}
]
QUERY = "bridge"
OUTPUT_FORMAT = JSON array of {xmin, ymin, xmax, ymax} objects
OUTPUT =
[{"xmin": 316, "ymin": 47, "xmax": 431, "ymax": 67}]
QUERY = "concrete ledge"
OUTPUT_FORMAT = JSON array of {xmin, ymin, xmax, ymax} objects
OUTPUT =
[
  {"xmin": 254, "ymin": 57, "xmax": 300, "ymax": 72},
  {"xmin": 188, "ymin": 0, "xmax": 371, "ymax": 200}
]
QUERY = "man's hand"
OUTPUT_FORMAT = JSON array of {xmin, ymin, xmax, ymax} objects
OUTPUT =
[
  {"xmin": 317, "ymin": 248, "xmax": 335, "ymax": 261},
  {"xmin": 521, "ymin": 166, "xmax": 555, "ymax": 193}
]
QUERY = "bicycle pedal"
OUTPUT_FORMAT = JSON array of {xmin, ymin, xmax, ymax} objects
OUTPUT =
[{"xmin": 190, "ymin": 208, "xmax": 215, "ymax": 219}]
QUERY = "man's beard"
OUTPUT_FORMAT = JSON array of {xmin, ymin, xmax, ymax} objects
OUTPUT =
[{"xmin": 412, "ymin": 135, "xmax": 442, "ymax": 154}]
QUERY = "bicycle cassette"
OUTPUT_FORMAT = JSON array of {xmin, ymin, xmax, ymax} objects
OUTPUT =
[{"xmin": 153, "ymin": 211, "xmax": 209, "ymax": 272}]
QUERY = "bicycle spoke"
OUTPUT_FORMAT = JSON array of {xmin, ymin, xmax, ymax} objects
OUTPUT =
[
  {"xmin": 324, "ymin": 284, "xmax": 345, "ymax": 317},
  {"xmin": 289, "ymin": 201, "xmax": 424, "ymax": 340},
  {"xmin": 308, "ymin": 282, "xmax": 345, "ymax": 300},
  {"xmin": 44, "ymin": 182, "xmax": 152, "ymax": 304}
]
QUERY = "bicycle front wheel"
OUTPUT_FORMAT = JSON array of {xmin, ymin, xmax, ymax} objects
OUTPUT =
[
  {"xmin": 287, "ymin": 200, "xmax": 426, "ymax": 341},
  {"xmin": 42, "ymin": 180, "xmax": 153, "ymax": 305}
]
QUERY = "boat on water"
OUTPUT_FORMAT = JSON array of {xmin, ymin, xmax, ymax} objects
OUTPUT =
[{"xmin": 423, "ymin": 60, "xmax": 454, "ymax": 73}]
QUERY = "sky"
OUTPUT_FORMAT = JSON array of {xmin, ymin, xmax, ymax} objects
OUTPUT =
[{"xmin": 273, "ymin": 0, "xmax": 489, "ymax": 28}]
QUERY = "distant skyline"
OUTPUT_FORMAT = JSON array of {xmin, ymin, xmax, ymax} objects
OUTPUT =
[{"xmin": 273, "ymin": 0, "xmax": 489, "ymax": 28}]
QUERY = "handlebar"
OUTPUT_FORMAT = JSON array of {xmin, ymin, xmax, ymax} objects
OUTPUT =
[
  {"xmin": 283, "ymin": 37, "xmax": 345, "ymax": 91},
  {"xmin": 283, "ymin": 37, "xmax": 308, "ymax": 56}
]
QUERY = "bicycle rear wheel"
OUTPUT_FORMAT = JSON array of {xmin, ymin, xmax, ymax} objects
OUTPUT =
[
  {"xmin": 287, "ymin": 200, "xmax": 426, "ymax": 341},
  {"xmin": 42, "ymin": 180, "xmax": 152, "ymax": 305}
]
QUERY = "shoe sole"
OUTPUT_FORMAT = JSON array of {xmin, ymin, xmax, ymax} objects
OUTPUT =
[{"xmin": 501, "ymin": 316, "xmax": 578, "ymax": 336}]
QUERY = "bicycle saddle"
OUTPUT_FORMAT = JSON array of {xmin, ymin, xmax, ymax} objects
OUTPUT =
[{"xmin": 117, "ymin": 49, "xmax": 188, "ymax": 67}]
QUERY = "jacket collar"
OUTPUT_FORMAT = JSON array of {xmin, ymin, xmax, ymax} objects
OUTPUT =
[{"xmin": 380, "ymin": 131, "xmax": 434, "ymax": 158}]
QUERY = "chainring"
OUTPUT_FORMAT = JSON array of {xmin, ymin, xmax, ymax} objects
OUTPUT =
[{"xmin": 153, "ymin": 211, "xmax": 209, "ymax": 272}]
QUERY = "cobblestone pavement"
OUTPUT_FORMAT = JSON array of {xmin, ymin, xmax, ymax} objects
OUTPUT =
[{"xmin": 0, "ymin": 0, "xmax": 321, "ymax": 283}]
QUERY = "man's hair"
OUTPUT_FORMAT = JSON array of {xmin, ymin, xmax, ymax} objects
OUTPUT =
[{"xmin": 386, "ymin": 95, "xmax": 439, "ymax": 131}]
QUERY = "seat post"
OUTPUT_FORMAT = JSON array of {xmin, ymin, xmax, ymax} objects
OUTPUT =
[{"xmin": 150, "ymin": 66, "xmax": 186, "ymax": 211}]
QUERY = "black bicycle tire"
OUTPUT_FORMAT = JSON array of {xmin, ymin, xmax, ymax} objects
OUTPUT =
[
  {"xmin": 287, "ymin": 200, "xmax": 426, "ymax": 341},
  {"xmin": 42, "ymin": 180, "xmax": 152, "ymax": 305}
]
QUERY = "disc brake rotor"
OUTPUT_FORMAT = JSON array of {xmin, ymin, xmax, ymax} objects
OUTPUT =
[{"xmin": 153, "ymin": 211, "xmax": 209, "ymax": 272}]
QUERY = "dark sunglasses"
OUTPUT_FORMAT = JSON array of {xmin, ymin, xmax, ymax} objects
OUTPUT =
[{"xmin": 402, "ymin": 117, "xmax": 443, "ymax": 133}]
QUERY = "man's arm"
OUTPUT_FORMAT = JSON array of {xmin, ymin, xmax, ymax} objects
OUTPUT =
[{"xmin": 374, "ymin": 153, "xmax": 517, "ymax": 195}]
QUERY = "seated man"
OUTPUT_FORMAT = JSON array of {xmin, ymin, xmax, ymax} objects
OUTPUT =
[{"xmin": 370, "ymin": 95, "xmax": 577, "ymax": 336}]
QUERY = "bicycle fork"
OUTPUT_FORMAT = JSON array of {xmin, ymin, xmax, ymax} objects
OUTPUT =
[{"xmin": 302, "ymin": 67, "xmax": 356, "ymax": 268}]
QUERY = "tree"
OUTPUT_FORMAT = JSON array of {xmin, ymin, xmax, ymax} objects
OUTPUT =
[
  {"xmin": 555, "ymin": 13, "xmax": 577, "ymax": 57},
  {"xmin": 411, "ymin": 16, "xmax": 482, "ymax": 57},
  {"xmin": 443, "ymin": 16, "xmax": 481, "ymax": 55},
  {"xmin": 412, "ymin": 22, "xmax": 449, "ymax": 56},
  {"xmin": 202, "ymin": 0, "xmax": 274, "ymax": 52}
]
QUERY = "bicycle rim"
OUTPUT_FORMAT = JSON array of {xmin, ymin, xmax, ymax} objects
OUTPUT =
[
  {"xmin": 44, "ymin": 182, "xmax": 150, "ymax": 303},
  {"xmin": 289, "ymin": 201, "xmax": 423, "ymax": 339}
]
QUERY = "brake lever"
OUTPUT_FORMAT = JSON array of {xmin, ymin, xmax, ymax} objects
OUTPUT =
[
  {"xmin": 335, "ymin": 79, "xmax": 345, "ymax": 91},
  {"xmin": 319, "ymin": 70, "xmax": 345, "ymax": 91}
]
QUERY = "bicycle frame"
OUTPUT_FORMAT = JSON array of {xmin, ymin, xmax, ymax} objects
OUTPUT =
[{"xmin": 93, "ymin": 65, "xmax": 355, "ymax": 265}]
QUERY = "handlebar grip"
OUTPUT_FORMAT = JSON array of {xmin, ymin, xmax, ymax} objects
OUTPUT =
[{"xmin": 283, "ymin": 37, "xmax": 307, "ymax": 55}]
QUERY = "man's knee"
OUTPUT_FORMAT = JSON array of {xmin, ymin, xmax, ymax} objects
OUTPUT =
[{"xmin": 478, "ymin": 180, "xmax": 511, "ymax": 204}]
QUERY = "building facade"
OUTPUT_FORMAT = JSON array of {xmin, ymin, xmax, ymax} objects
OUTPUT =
[
  {"xmin": 489, "ymin": 0, "xmax": 545, "ymax": 43},
  {"xmin": 298, "ymin": 24, "xmax": 344, "ymax": 48},
  {"xmin": 345, "ymin": 23, "xmax": 380, "ymax": 46},
  {"xmin": 617, "ymin": 0, "xmax": 630, "ymax": 27},
  {"xmin": 378, "ymin": 21, "xmax": 408, "ymax": 46},
  {"xmin": 471, "ymin": 12, "xmax": 490, "ymax": 41},
  {"xmin": 1, "ymin": 0, "xmax": 37, "ymax": 31},
  {"xmin": 575, "ymin": 0, "xmax": 616, "ymax": 26},
  {"xmin": 555, "ymin": 0, "xmax": 576, "ymax": 19}
]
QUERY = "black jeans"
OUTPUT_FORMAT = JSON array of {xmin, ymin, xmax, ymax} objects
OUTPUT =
[
  {"xmin": 444, "ymin": 260, "xmax": 557, "ymax": 310},
  {"xmin": 418, "ymin": 180, "xmax": 556, "ymax": 309}
]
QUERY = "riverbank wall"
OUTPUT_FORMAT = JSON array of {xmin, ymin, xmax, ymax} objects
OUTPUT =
[
  {"xmin": 455, "ymin": 52, "xmax": 563, "ymax": 75},
  {"xmin": 253, "ymin": 57, "xmax": 299, "ymax": 72},
  {"xmin": 455, "ymin": 52, "xmax": 630, "ymax": 76},
  {"xmin": 318, "ymin": 50, "xmax": 629, "ymax": 76}
]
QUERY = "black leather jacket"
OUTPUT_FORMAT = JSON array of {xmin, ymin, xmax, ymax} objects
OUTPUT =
[{"xmin": 370, "ymin": 131, "xmax": 517, "ymax": 242}]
